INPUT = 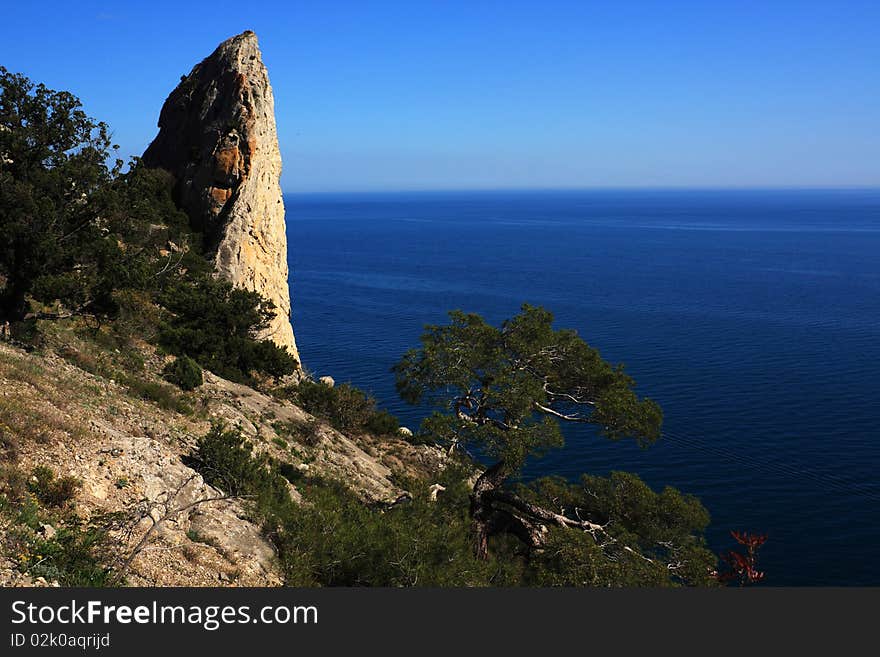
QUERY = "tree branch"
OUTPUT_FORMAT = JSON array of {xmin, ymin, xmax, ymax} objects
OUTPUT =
[
  {"xmin": 110, "ymin": 474, "xmax": 249, "ymax": 585},
  {"xmin": 533, "ymin": 402, "xmax": 591, "ymax": 422}
]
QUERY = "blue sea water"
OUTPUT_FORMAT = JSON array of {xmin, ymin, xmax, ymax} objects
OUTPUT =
[{"xmin": 285, "ymin": 189, "xmax": 880, "ymax": 586}]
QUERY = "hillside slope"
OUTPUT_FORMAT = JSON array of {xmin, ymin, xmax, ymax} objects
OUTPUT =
[{"xmin": 0, "ymin": 334, "xmax": 445, "ymax": 587}]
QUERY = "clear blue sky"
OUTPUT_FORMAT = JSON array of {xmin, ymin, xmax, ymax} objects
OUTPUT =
[{"xmin": 3, "ymin": 1, "xmax": 878, "ymax": 191}]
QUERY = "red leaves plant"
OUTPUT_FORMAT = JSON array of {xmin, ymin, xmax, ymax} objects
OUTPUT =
[{"xmin": 714, "ymin": 530, "xmax": 768, "ymax": 586}]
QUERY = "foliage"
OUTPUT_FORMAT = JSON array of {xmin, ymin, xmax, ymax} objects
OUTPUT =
[
  {"xmin": 23, "ymin": 516, "xmax": 116, "ymax": 586},
  {"xmin": 0, "ymin": 467, "xmax": 116, "ymax": 586},
  {"xmin": 1, "ymin": 68, "xmax": 295, "ymax": 386},
  {"xmin": 0, "ymin": 73, "xmax": 190, "ymax": 327},
  {"xmin": 272, "ymin": 418, "xmax": 321, "ymax": 447},
  {"xmin": 120, "ymin": 374, "xmax": 192, "ymax": 414},
  {"xmin": 194, "ymin": 423, "xmax": 293, "ymax": 518},
  {"xmin": 28, "ymin": 465, "xmax": 80, "ymax": 508},
  {"xmin": 393, "ymin": 305, "xmax": 715, "ymax": 583},
  {"xmin": 192, "ymin": 424, "xmax": 498, "ymax": 586},
  {"xmin": 395, "ymin": 304, "xmax": 662, "ymax": 473},
  {"xmin": 0, "ymin": 66, "xmax": 121, "ymax": 326},
  {"xmin": 521, "ymin": 472, "xmax": 717, "ymax": 586},
  {"xmin": 364, "ymin": 409, "xmax": 400, "ymax": 436},
  {"xmin": 191, "ymin": 418, "xmax": 718, "ymax": 587},
  {"xmin": 279, "ymin": 380, "xmax": 399, "ymax": 435},
  {"xmin": 158, "ymin": 278, "xmax": 298, "ymax": 384},
  {"xmin": 715, "ymin": 530, "xmax": 767, "ymax": 586},
  {"xmin": 163, "ymin": 355, "xmax": 203, "ymax": 391},
  {"xmin": 277, "ymin": 473, "xmax": 496, "ymax": 587}
]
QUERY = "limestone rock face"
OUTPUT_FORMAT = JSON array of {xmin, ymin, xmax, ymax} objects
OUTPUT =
[{"xmin": 143, "ymin": 31, "xmax": 298, "ymax": 364}]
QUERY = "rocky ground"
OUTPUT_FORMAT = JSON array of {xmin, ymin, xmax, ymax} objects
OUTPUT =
[{"xmin": 0, "ymin": 338, "xmax": 446, "ymax": 587}]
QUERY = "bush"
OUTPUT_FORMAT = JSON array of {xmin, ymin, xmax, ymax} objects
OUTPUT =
[
  {"xmin": 163, "ymin": 355, "xmax": 203, "ymax": 391},
  {"xmin": 276, "ymin": 471, "xmax": 496, "ymax": 587},
  {"xmin": 26, "ymin": 517, "xmax": 116, "ymax": 586},
  {"xmin": 191, "ymin": 424, "xmax": 495, "ymax": 587},
  {"xmin": 28, "ymin": 466, "xmax": 80, "ymax": 508},
  {"xmin": 364, "ymin": 409, "xmax": 400, "ymax": 436},
  {"xmin": 194, "ymin": 424, "xmax": 293, "ymax": 519},
  {"xmin": 273, "ymin": 418, "xmax": 321, "ymax": 447},
  {"xmin": 0, "ymin": 486, "xmax": 116, "ymax": 586},
  {"xmin": 158, "ymin": 278, "xmax": 298, "ymax": 384},
  {"xmin": 279, "ymin": 380, "xmax": 400, "ymax": 435},
  {"xmin": 0, "ymin": 428, "xmax": 19, "ymax": 461},
  {"xmin": 275, "ymin": 460, "xmax": 304, "ymax": 485}
]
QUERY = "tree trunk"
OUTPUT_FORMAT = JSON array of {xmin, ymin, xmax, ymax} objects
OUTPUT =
[
  {"xmin": 469, "ymin": 458, "xmax": 607, "ymax": 559},
  {"xmin": 0, "ymin": 284, "xmax": 28, "ymax": 326},
  {"xmin": 470, "ymin": 460, "xmax": 509, "ymax": 560}
]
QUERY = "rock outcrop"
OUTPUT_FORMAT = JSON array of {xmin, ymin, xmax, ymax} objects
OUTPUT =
[{"xmin": 143, "ymin": 31, "xmax": 298, "ymax": 364}]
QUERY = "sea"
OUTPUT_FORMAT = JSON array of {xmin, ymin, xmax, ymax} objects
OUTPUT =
[{"xmin": 284, "ymin": 189, "xmax": 880, "ymax": 586}]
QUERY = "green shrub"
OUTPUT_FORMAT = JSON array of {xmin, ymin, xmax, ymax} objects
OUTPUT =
[
  {"xmin": 0, "ymin": 487, "xmax": 117, "ymax": 586},
  {"xmin": 279, "ymin": 380, "xmax": 400, "ymax": 435},
  {"xmin": 158, "ymin": 278, "xmax": 298, "ymax": 384},
  {"xmin": 163, "ymin": 355, "xmax": 203, "ymax": 390},
  {"xmin": 194, "ymin": 424, "xmax": 293, "ymax": 519},
  {"xmin": 190, "ymin": 423, "xmax": 711, "ymax": 587},
  {"xmin": 28, "ymin": 466, "xmax": 80, "ymax": 508},
  {"xmin": 190, "ymin": 424, "xmax": 495, "ymax": 587},
  {"xmin": 25, "ymin": 517, "xmax": 116, "ymax": 586},
  {"xmin": 276, "ymin": 471, "xmax": 496, "ymax": 587},
  {"xmin": 0, "ymin": 428, "xmax": 19, "ymax": 461},
  {"xmin": 1, "ymin": 464, "xmax": 117, "ymax": 586},
  {"xmin": 275, "ymin": 461, "xmax": 304, "ymax": 485},
  {"xmin": 57, "ymin": 345, "xmax": 104, "ymax": 377},
  {"xmin": 0, "ymin": 465, "xmax": 28, "ymax": 502},
  {"xmin": 364, "ymin": 409, "xmax": 400, "ymax": 436}
]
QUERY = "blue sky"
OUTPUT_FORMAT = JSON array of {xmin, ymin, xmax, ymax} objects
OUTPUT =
[{"xmin": 3, "ymin": 1, "xmax": 879, "ymax": 191}]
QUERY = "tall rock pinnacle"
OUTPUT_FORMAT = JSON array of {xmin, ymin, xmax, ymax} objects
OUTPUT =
[{"xmin": 143, "ymin": 31, "xmax": 299, "ymax": 365}]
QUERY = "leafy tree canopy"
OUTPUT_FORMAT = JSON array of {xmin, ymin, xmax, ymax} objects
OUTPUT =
[
  {"xmin": 0, "ymin": 65, "xmax": 121, "ymax": 323},
  {"xmin": 395, "ymin": 304, "xmax": 662, "ymax": 473},
  {"xmin": 394, "ymin": 305, "xmax": 713, "ymax": 584}
]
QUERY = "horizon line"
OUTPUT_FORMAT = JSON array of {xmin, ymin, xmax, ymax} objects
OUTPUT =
[{"xmin": 281, "ymin": 185, "xmax": 880, "ymax": 196}]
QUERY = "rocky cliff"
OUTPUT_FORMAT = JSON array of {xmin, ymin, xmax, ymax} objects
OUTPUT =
[{"xmin": 142, "ymin": 31, "xmax": 298, "ymax": 363}]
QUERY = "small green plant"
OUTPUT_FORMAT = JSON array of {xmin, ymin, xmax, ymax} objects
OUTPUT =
[
  {"xmin": 24, "ymin": 517, "xmax": 116, "ymax": 586},
  {"xmin": 163, "ymin": 355, "xmax": 203, "ymax": 391},
  {"xmin": 28, "ymin": 466, "xmax": 80, "ymax": 508},
  {"xmin": 274, "ymin": 460, "xmax": 304, "ymax": 484},
  {"xmin": 1, "ymin": 465, "xmax": 118, "ymax": 587},
  {"xmin": 158, "ymin": 278, "xmax": 298, "ymax": 384},
  {"xmin": 0, "ymin": 428, "xmax": 19, "ymax": 460},
  {"xmin": 114, "ymin": 477, "xmax": 129, "ymax": 489},
  {"xmin": 272, "ymin": 436, "xmax": 288, "ymax": 449}
]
